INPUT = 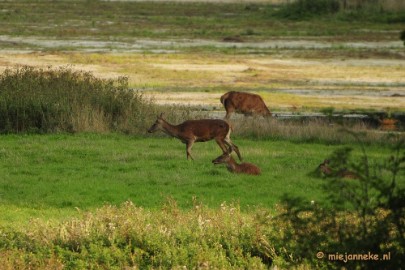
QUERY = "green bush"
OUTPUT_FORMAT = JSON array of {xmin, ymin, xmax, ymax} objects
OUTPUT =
[
  {"xmin": 269, "ymin": 135, "xmax": 404, "ymax": 269},
  {"xmin": 0, "ymin": 66, "xmax": 155, "ymax": 134},
  {"xmin": 277, "ymin": 0, "xmax": 340, "ymax": 19}
]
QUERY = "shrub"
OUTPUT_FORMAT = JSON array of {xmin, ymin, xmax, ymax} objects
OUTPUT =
[
  {"xmin": 0, "ymin": 201, "xmax": 273, "ymax": 269},
  {"xmin": 268, "ymin": 134, "xmax": 404, "ymax": 269},
  {"xmin": 276, "ymin": 0, "xmax": 340, "ymax": 19},
  {"xmin": 0, "ymin": 66, "xmax": 156, "ymax": 134}
]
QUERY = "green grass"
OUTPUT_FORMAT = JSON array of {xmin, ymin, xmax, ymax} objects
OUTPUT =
[{"xmin": 0, "ymin": 133, "xmax": 395, "ymax": 228}]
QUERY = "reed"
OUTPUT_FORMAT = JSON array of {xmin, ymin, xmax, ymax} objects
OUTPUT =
[
  {"xmin": 230, "ymin": 116, "xmax": 402, "ymax": 144},
  {"xmin": 0, "ymin": 66, "xmax": 157, "ymax": 134}
]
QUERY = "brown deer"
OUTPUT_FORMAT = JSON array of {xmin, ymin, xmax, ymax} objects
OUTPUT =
[
  {"xmin": 318, "ymin": 159, "xmax": 359, "ymax": 179},
  {"xmin": 220, "ymin": 91, "xmax": 272, "ymax": 120},
  {"xmin": 147, "ymin": 113, "xmax": 242, "ymax": 161},
  {"xmin": 212, "ymin": 152, "xmax": 261, "ymax": 175}
]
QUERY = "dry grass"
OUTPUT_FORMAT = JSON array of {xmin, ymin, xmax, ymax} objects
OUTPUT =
[
  {"xmin": 0, "ymin": 201, "xmax": 273, "ymax": 269},
  {"xmin": 229, "ymin": 117, "xmax": 402, "ymax": 143}
]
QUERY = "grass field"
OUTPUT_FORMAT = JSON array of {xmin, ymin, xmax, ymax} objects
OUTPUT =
[{"xmin": 0, "ymin": 132, "xmax": 396, "ymax": 228}]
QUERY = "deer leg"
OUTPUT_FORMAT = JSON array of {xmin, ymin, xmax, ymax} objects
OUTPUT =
[
  {"xmin": 223, "ymin": 139, "xmax": 242, "ymax": 161},
  {"xmin": 215, "ymin": 138, "xmax": 230, "ymax": 154},
  {"xmin": 231, "ymin": 142, "xmax": 242, "ymax": 161},
  {"xmin": 186, "ymin": 140, "xmax": 195, "ymax": 160}
]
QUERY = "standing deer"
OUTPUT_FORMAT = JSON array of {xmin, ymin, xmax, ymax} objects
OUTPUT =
[
  {"xmin": 212, "ymin": 152, "xmax": 261, "ymax": 175},
  {"xmin": 147, "ymin": 113, "xmax": 242, "ymax": 161},
  {"xmin": 220, "ymin": 91, "xmax": 272, "ymax": 120}
]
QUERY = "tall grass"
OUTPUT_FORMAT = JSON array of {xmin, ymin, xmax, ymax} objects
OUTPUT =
[
  {"xmin": 0, "ymin": 66, "xmax": 157, "ymax": 134},
  {"xmin": 0, "ymin": 201, "xmax": 272, "ymax": 269},
  {"xmin": 0, "ymin": 66, "xmax": 402, "ymax": 145},
  {"xmin": 230, "ymin": 117, "xmax": 403, "ymax": 145}
]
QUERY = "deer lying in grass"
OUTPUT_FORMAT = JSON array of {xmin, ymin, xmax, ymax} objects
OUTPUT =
[
  {"xmin": 318, "ymin": 159, "xmax": 359, "ymax": 179},
  {"xmin": 148, "ymin": 113, "xmax": 242, "ymax": 160},
  {"xmin": 212, "ymin": 152, "xmax": 261, "ymax": 175},
  {"xmin": 220, "ymin": 91, "xmax": 272, "ymax": 120}
]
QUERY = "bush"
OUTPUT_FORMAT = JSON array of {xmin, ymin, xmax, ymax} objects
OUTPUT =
[
  {"xmin": 0, "ymin": 201, "xmax": 273, "ymax": 269},
  {"xmin": 269, "ymin": 134, "xmax": 404, "ymax": 269},
  {"xmin": 277, "ymin": 0, "xmax": 340, "ymax": 19},
  {"xmin": 0, "ymin": 66, "xmax": 155, "ymax": 134}
]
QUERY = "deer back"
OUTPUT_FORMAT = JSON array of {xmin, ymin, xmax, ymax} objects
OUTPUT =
[
  {"xmin": 149, "ymin": 115, "xmax": 230, "ymax": 141},
  {"xmin": 221, "ymin": 91, "xmax": 271, "ymax": 116},
  {"xmin": 177, "ymin": 119, "xmax": 230, "ymax": 141}
]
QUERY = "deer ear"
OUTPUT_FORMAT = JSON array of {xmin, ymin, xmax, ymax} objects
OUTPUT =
[{"xmin": 158, "ymin": 113, "xmax": 164, "ymax": 119}]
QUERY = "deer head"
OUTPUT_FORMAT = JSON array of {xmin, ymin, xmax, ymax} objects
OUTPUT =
[
  {"xmin": 147, "ymin": 113, "xmax": 165, "ymax": 133},
  {"xmin": 212, "ymin": 152, "xmax": 231, "ymax": 165}
]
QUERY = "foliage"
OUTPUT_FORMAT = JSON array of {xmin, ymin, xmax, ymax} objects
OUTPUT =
[
  {"xmin": 0, "ymin": 0, "xmax": 404, "ymax": 46},
  {"xmin": 231, "ymin": 117, "xmax": 403, "ymax": 144},
  {"xmin": 0, "ymin": 66, "xmax": 156, "ymax": 134},
  {"xmin": 0, "ymin": 201, "xmax": 272, "ymax": 269},
  {"xmin": 276, "ymin": 0, "xmax": 340, "ymax": 19},
  {"xmin": 337, "ymin": 7, "xmax": 405, "ymax": 23},
  {"xmin": 401, "ymin": 30, "xmax": 405, "ymax": 45},
  {"xmin": 275, "ymin": 0, "xmax": 405, "ymax": 22},
  {"xmin": 269, "ymin": 134, "xmax": 404, "ymax": 269}
]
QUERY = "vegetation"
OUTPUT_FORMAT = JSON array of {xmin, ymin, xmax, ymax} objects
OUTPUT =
[
  {"xmin": 0, "ymin": 66, "xmax": 157, "ymax": 134},
  {"xmin": 0, "ymin": 135, "xmax": 402, "ymax": 269},
  {"xmin": 401, "ymin": 30, "xmax": 405, "ymax": 45},
  {"xmin": 1, "ymin": 66, "xmax": 403, "ymax": 137},
  {"xmin": 277, "ymin": 0, "xmax": 405, "ymax": 22},
  {"xmin": 0, "ymin": 133, "xmax": 335, "ymax": 218},
  {"xmin": 277, "ymin": 0, "xmax": 340, "ymax": 19},
  {"xmin": 0, "ymin": 0, "xmax": 404, "ymax": 268},
  {"xmin": 272, "ymin": 135, "xmax": 405, "ymax": 269},
  {"xmin": 0, "ymin": 0, "xmax": 403, "ymax": 45},
  {"xmin": 0, "ymin": 201, "xmax": 273, "ymax": 269}
]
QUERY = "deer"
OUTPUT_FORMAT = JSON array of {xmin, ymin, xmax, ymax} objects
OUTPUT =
[
  {"xmin": 220, "ymin": 91, "xmax": 272, "ymax": 120},
  {"xmin": 147, "ymin": 113, "xmax": 242, "ymax": 161},
  {"xmin": 318, "ymin": 159, "xmax": 359, "ymax": 179},
  {"xmin": 212, "ymin": 152, "xmax": 261, "ymax": 175}
]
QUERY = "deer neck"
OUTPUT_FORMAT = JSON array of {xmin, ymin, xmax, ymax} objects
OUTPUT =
[
  {"xmin": 160, "ymin": 120, "xmax": 182, "ymax": 138},
  {"xmin": 226, "ymin": 157, "xmax": 238, "ymax": 172}
]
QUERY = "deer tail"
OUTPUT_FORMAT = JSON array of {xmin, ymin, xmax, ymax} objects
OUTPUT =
[{"xmin": 220, "ymin": 92, "xmax": 230, "ymax": 105}]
